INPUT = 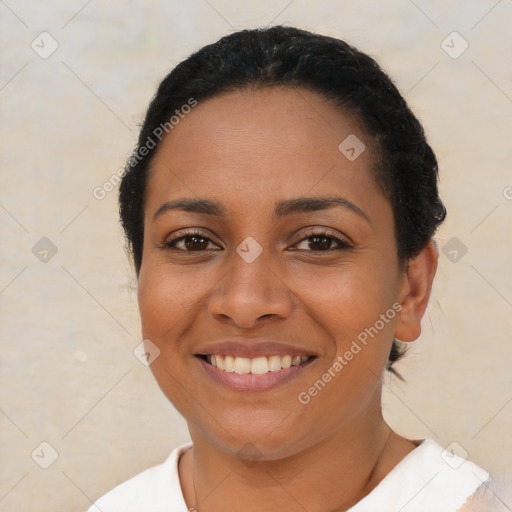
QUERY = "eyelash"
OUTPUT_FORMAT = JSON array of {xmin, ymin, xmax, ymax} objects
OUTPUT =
[{"xmin": 163, "ymin": 229, "xmax": 353, "ymax": 253}]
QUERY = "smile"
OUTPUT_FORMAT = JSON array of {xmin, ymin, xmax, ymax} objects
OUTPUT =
[
  {"xmin": 196, "ymin": 352, "xmax": 316, "ymax": 391},
  {"xmin": 203, "ymin": 354, "xmax": 312, "ymax": 374}
]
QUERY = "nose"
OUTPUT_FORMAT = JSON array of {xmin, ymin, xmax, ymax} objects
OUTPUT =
[{"xmin": 207, "ymin": 247, "xmax": 294, "ymax": 329}]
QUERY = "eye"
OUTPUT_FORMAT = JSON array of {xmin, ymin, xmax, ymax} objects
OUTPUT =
[
  {"xmin": 292, "ymin": 229, "xmax": 353, "ymax": 252},
  {"xmin": 164, "ymin": 230, "xmax": 221, "ymax": 252},
  {"xmin": 162, "ymin": 228, "xmax": 353, "ymax": 253}
]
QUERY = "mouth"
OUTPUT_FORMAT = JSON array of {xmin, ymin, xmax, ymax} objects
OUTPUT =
[
  {"xmin": 197, "ymin": 354, "xmax": 314, "ymax": 374},
  {"xmin": 195, "ymin": 353, "xmax": 316, "ymax": 391}
]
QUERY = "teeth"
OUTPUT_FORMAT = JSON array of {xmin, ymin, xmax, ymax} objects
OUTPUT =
[
  {"xmin": 234, "ymin": 357, "xmax": 251, "ymax": 374},
  {"xmin": 281, "ymin": 355, "xmax": 292, "ymax": 369},
  {"xmin": 251, "ymin": 357, "xmax": 268, "ymax": 374},
  {"xmin": 205, "ymin": 354, "xmax": 310, "ymax": 374},
  {"xmin": 224, "ymin": 355, "xmax": 235, "ymax": 372},
  {"xmin": 268, "ymin": 355, "xmax": 281, "ymax": 372}
]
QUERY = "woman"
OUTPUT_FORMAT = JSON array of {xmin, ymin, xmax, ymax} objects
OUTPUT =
[{"xmin": 88, "ymin": 26, "xmax": 503, "ymax": 511}]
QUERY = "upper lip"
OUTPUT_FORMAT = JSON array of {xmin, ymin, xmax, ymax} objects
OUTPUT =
[{"xmin": 194, "ymin": 338, "xmax": 318, "ymax": 358}]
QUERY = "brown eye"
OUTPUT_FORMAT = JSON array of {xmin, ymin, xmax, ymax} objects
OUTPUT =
[
  {"xmin": 308, "ymin": 235, "xmax": 336, "ymax": 251},
  {"xmin": 165, "ymin": 231, "xmax": 220, "ymax": 252},
  {"xmin": 182, "ymin": 235, "xmax": 209, "ymax": 251},
  {"xmin": 293, "ymin": 230, "xmax": 353, "ymax": 252}
]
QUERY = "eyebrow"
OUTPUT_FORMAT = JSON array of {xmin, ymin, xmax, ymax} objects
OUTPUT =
[{"xmin": 152, "ymin": 196, "xmax": 370, "ymax": 223}]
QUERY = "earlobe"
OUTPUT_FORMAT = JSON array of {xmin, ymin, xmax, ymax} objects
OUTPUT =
[{"xmin": 394, "ymin": 240, "xmax": 439, "ymax": 343}]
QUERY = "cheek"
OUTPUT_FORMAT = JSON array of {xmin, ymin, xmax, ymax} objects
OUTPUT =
[
  {"xmin": 137, "ymin": 263, "xmax": 201, "ymax": 343},
  {"xmin": 294, "ymin": 262, "xmax": 399, "ymax": 424},
  {"xmin": 300, "ymin": 259, "xmax": 398, "ymax": 343},
  {"xmin": 136, "ymin": 265, "xmax": 205, "ymax": 409}
]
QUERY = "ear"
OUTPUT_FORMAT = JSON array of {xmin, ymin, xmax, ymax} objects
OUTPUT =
[{"xmin": 394, "ymin": 240, "xmax": 438, "ymax": 343}]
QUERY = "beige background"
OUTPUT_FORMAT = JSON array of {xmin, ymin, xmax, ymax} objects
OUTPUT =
[{"xmin": 1, "ymin": 1, "xmax": 511, "ymax": 511}]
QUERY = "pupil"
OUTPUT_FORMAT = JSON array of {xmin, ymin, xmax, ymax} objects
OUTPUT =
[
  {"xmin": 186, "ymin": 236, "xmax": 207, "ymax": 250},
  {"xmin": 310, "ymin": 236, "xmax": 331, "ymax": 250}
]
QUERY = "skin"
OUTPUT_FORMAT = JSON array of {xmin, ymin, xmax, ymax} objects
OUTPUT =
[{"xmin": 137, "ymin": 87, "xmax": 438, "ymax": 511}]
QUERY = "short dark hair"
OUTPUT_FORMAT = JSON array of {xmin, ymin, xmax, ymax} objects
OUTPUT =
[{"xmin": 119, "ymin": 25, "xmax": 446, "ymax": 375}]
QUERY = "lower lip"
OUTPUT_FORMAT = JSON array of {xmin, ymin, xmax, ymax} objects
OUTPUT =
[{"xmin": 196, "ymin": 356, "xmax": 314, "ymax": 391}]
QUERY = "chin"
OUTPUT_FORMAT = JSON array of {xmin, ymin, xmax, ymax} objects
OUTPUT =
[{"xmin": 190, "ymin": 407, "xmax": 320, "ymax": 462}]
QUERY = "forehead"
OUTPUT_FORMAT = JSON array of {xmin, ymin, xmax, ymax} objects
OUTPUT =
[{"xmin": 145, "ymin": 87, "xmax": 385, "ymax": 218}]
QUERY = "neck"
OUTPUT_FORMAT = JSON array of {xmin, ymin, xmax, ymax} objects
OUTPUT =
[{"xmin": 179, "ymin": 403, "xmax": 414, "ymax": 512}]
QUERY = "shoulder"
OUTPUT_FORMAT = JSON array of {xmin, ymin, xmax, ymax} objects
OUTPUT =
[
  {"xmin": 87, "ymin": 443, "xmax": 192, "ymax": 512},
  {"xmin": 458, "ymin": 476, "xmax": 512, "ymax": 512},
  {"xmin": 414, "ymin": 439, "xmax": 491, "ymax": 506},
  {"xmin": 349, "ymin": 439, "xmax": 492, "ymax": 512}
]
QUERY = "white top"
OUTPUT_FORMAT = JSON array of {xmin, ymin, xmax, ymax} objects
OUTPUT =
[{"xmin": 87, "ymin": 439, "xmax": 502, "ymax": 512}]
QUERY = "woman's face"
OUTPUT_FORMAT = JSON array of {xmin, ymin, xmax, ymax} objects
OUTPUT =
[{"xmin": 138, "ymin": 87, "xmax": 416, "ymax": 458}]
